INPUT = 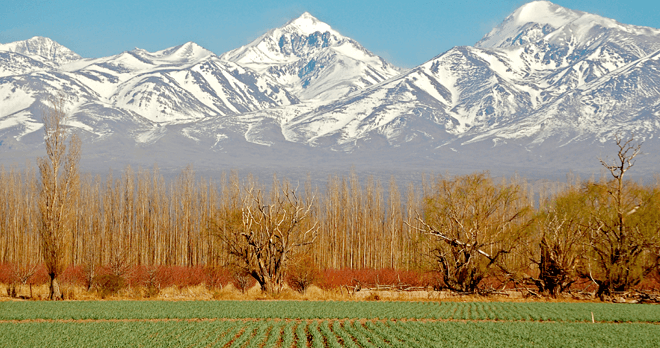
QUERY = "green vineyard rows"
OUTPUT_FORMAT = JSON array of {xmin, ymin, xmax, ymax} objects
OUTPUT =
[
  {"xmin": 1, "ymin": 301, "xmax": 659, "ymax": 322},
  {"xmin": 1, "ymin": 320, "xmax": 659, "ymax": 347}
]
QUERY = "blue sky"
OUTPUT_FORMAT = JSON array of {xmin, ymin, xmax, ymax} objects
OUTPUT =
[{"xmin": 1, "ymin": 0, "xmax": 659, "ymax": 68}]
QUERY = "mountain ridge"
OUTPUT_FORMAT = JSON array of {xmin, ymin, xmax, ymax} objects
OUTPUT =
[{"xmin": 1, "ymin": 1, "xmax": 659, "ymax": 178}]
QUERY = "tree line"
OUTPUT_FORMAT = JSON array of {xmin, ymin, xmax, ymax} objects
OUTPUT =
[{"xmin": 0, "ymin": 101, "xmax": 658, "ymax": 299}]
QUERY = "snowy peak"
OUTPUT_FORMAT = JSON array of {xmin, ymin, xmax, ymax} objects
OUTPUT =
[
  {"xmin": 543, "ymin": 12, "xmax": 660, "ymax": 47},
  {"xmin": 476, "ymin": 0, "xmax": 660, "ymax": 69},
  {"xmin": 132, "ymin": 42, "xmax": 214, "ymax": 65},
  {"xmin": 509, "ymin": 1, "xmax": 580, "ymax": 27},
  {"xmin": 281, "ymin": 12, "xmax": 335, "ymax": 36},
  {"xmin": 221, "ymin": 12, "xmax": 402, "ymax": 100},
  {"xmin": 151, "ymin": 42, "xmax": 213, "ymax": 61},
  {"xmin": 221, "ymin": 12, "xmax": 343, "ymax": 65},
  {"xmin": 0, "ymin": 36, "xmax": 81, "ymax": 65},
  {"xmin": 476, "ymin": 1, "xmax": 583, "ymax": 48},
  {"xmin": 277, "ymin": 1, "xmax": 660, "ymax": 152},
  {"xmin": 270, "ymin": 12, "xmax": 342, "ymax": 58}
]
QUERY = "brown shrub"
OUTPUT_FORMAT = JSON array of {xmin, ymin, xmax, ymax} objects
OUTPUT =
[
  {"xmin": 94, "ymin": 274, "xmax": 125, "ymax": 298},
  {"xmin": 287, "ymin": 254, "xmax": 320, "ymax": 294},
  {"xmin": 232, "ymin": 271, "xmax": 255, "ymax": 293}
]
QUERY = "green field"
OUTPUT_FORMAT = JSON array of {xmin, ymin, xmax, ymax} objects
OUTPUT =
[
  {"xmin": 1, "ymin": 300, "xmax": 659, "ymax": 322},
  {"xmin": 1, "ymin": 301, "xmax": 659, "ymax": 347}
]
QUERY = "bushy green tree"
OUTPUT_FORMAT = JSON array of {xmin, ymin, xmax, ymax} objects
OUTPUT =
[
  {"xmin": 526, "ymin": 183, "xmax": 588, "ymax": 296},
  {"xmin": 418, "ymin": 173, "xmax": 533, "ymax": 293}
]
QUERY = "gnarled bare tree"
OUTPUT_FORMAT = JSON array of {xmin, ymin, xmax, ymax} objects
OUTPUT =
[
  {"xmin": 37, "ymin": 97, "xmax": 80, "ymax": 300},
  {"xmin": 582, "ymin": 133, "xmax": 660, "ymax": 298},
  {"xmin": 220, "ymin": 176, "xmax": 317, "ymax": 294}
]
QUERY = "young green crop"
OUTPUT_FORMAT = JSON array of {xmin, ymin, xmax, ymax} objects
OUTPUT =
[
  {"xmin": 352, "ymin": 320, "xmax": 392, "ymax": 347},
  {"xmin": 319, "ymin": 320, "xmax": 343, "ymax": 348},
  {"xmin": 383, "ymin": 321, "xmax": 437, "ymax": 348},
  {"xmin": 342, "ymin": 320, "xmax": 378, "ymax": 347},
  {"xmin": 228, "ymin": 322, "xmax": 257, "ymax": 348},
  {"xmin": 2, "ymin": 320, "xmax": 660, "ymax": 347},
  {"xmin": 308, "ymin": 321, "xmax": 325, "ymax": 348},
  {"xmin": 366, "ymin": 321, "xmax": 408, "ymax": 348},
  {"xmin": 211, "ymin": 322, "xmax": 244, "ymax": 347},
  {"xmin": 262, "ymin": 322, "xmax": 283, "ymax": 348},
  {"xmin": 295, "ymin": 321, "xmax": 308, "ymax": 348},
  {"xmin": 281, "ymin": 322, "xmax": 296, "ymax": 348},
  {"xmin": 332, "ymin": 320, "xmax": 360, "ymax": 348},
  {"xmin": 2, "ymin": 301, "xmax": 659, "ymax": 322},
  {"xmin": 245, "ymin": 321, "xmax": 270, "ymax": 348}
]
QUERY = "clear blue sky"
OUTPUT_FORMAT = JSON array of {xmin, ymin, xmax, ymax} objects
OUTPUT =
[{"xmin": 1, "ymin": 0, "xmax": 658, "ymax": 68}]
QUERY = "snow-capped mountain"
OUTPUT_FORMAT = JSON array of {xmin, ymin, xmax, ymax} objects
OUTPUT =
[
  {"xmin": 220, "ymin": 12, "xmax": 403, "ymax": 101},
  {"xmin": 278, "ymin": 45, "xmax": 531, "ymax": 150},
  {"xmin": 475, "ymin": 1, "xmax": 583, "ymax": 49},
  {"xmin": 274, "ymin": 1, "xmax": 660, "ymax": 152},
  {"xmin": 0, "ymin": 39, "xmax": 299, "ymax": 147},
  {"xmin": 0, "ymin": 36, "xmax": 81, "ymax": 77},
  {"xmin": 1, "ymin": 2, "xmax": 660, "ymax": 177},
  {"xmin": 0, "ymin": 36, "xmax": 81, "ymax": 66}
]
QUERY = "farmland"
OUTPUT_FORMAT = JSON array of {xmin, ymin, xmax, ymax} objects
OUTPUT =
[
  {"xmin": 1, "ymin": 301, "xmax": 659, "ymax": 347},
  {"xmin": 1, "ymin": 300, "xmax": 660, "ymax": 322}
]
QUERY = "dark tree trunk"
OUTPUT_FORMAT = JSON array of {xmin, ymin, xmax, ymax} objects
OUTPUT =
[{"xmin": 538, "ymin": 241, "xmax": 562, "ymax": 297}]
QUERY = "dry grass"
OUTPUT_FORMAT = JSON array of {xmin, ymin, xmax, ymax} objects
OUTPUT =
[{"xmin": 0, "ymin": 282, "xmax": 606, "ymax": 303}]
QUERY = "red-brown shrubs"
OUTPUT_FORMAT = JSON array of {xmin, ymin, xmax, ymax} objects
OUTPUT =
[
  {"xmin": 0, "ymin": 263, "xmax": 48, "ymax": 286},
  {"xmin": 153, "ymin": 266, "xmax": 205, "ymax": 288},
  {"xmin": 0, "ymin": 263, "xmax": 14, "ymax": 284},
  {"xmin": 120, "ymin": 265, "xmax": 233, "ymax": 291},
  {"xmin": 204, "ymin": 266, "xmax": 233, "ymax": 289},
  {"xmin": 27, "ymin": 266, "xmax": 48, "ymax": 285},
  {"xmin": 316, "ymin": 268, "xmax": 440, "ymax": 290},
  {"xmin": 60, "ymin": 265, "xmax": 87, "ymax": 287}
]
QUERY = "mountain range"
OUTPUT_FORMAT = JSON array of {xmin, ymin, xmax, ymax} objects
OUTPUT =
[{"xmin": 1, "ymin": 1, "xmax": 659, "ymax": 179}]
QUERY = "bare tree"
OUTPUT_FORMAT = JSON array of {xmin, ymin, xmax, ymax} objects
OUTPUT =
[
  {"xmin": 219, "ymin": 176, "xmax": 318, "ymax": 294},
  {"xmin": 582, "ymin": 133, "xmax": 660, "ymax": 298},
  {"xmin": 0, "ymin": 165, "xmax": 40, "ymax": 298},
  {"xmin": 37, "ymin": 97, "xmax": 80, "ymax": 300},
  {"xmin": 414, "ymin": 173, "xmax": 532, "ymax": 293},
  {"xmin": 7, "ymin": 263, "xmax": 39, "ymax": 298}
]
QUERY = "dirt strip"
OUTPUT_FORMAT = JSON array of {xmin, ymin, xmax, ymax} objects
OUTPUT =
[{"xmin": 0, "ymin": 318, "xmax": 657, "ymax": 324}]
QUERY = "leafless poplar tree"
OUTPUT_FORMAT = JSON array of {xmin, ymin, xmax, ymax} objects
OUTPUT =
[
  {"xmin": 37, "ymin": 97, "xmax": 81, "ymax": 300},
  {"xmin": 0, "ymin": 166, "xmax": 39, "ymax": 297}
]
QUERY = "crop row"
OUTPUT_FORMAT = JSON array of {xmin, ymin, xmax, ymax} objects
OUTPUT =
[
  {"xmin": 1, "ymin": 301, "xmax": 659, "ymax": 322},
  {"xmin": 1, "ymin": 319, "xmax": 659, "ymax": 347}
]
